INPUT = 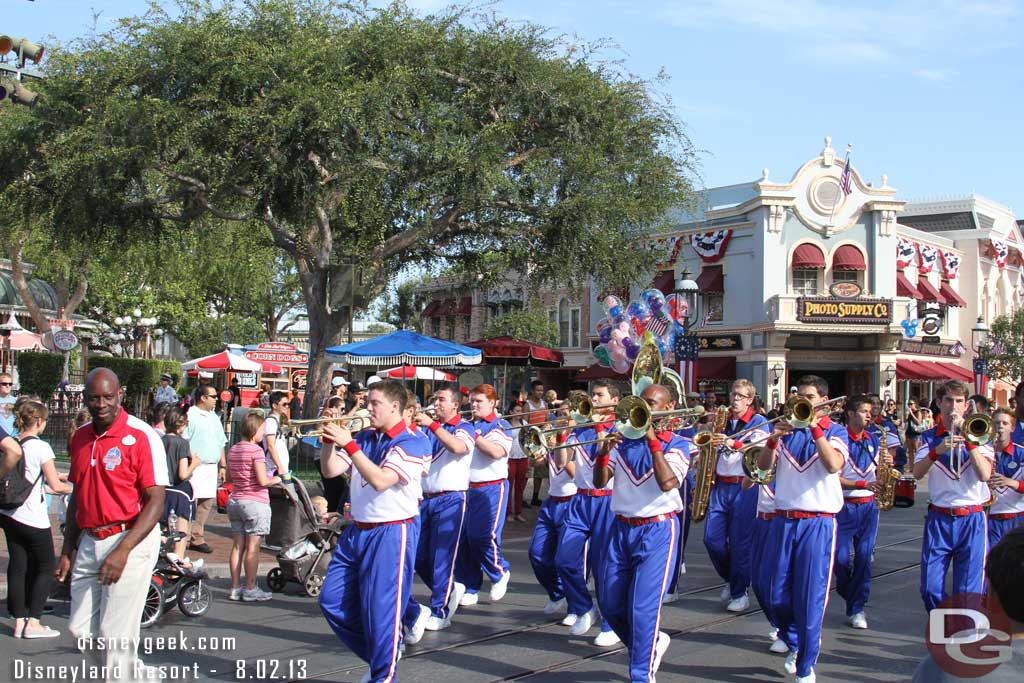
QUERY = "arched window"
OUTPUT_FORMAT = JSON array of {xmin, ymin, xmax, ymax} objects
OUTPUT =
[
  {"xmin": 791, "ymin": 243, "xmax": 825, "ymax": 295},
  {"xmin": 831, "ymin": 245, "xmax": 866, "ymax": 289}
]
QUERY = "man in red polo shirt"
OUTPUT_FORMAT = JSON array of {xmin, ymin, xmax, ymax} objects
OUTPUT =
[{"xmin": 56, "ymin": 368, "xmax": 168, "ymax": 681}]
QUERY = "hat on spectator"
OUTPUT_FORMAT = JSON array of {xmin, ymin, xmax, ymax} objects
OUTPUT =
[
  {"xmin": 160, "ymin": 373, "xmax": 173, "ymax": 382},
  {"xmin": 459, "ymin": 386, "xmax": 470, "ymax": 396},
  {"xmin": 331, "ymin": 376, "xmax": 350, "ymax": 387},
  {"xmin": 351, "ymin": 381, "xmax": 368, "ymax": 392}
]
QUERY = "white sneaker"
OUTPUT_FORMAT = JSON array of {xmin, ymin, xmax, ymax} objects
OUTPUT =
[
  {"xmin": 594, "ymin": 629, "xmax": 620, "ymax": 647},
  {"xmin": 424, "ymin": 615, "xmax": 449, "ymax": 631},
  {"xmin": 770, "ymin": 638, "xmax": 790, "ymax": 654},
  {"xmin": 561, "ymin": 613, "xmax": 579, "ymax": 627},
  {"xmin": 544, "ymin": 597, "xmax": 566, "ymax": 615},
  {"xmin": 849, "ymin": 612, "xmax": 868, "ymax": 629},
  {"xmin": 795, "ymin": 673, "xmax": 816, "ymax": 683},
  {"xmin": 726, "ymin": 594, "xmax": 750, "ymax": 612},
  {"xmin": 189, "ymin": 558, "xmax": 204, "ymax": 573},
  {"xmin": 229, "ymin": 587, "xmax": 242, "ymax": 601},
  {"xmin": 490, "ymin": 571, "xmax": 511, "ymax": 601},
  {"xmin": 448, "ymin": 582, "xmax": 466, "ymax": 620},
  {"xmin": 242, "ymin": 587, "xmax": 273, "ymax": 602},
  {"xmin": 569, "ymin": 606, "xmax": 597, "ymax": 636},
  {"xmin": 784, "ymin": 651, "xmax": 799, "ymax": 675},
  {"xmin": 460, "ymin": 591, "xmax": 479, "ymax": 606},
  {"xmin": 768, "ymin": 627, "xmax": 778, "ymax": 640},
  {"xmin": 405, "ymin": 604, "xmax": 429, "ymax": 645},
  {"xmin": 652, "ymin": 631, "xmax": 671, "ymax": 673},
  {"xmin": 720, "ymin": 585, "xmax": 732, "ymax": 602},
  {"xmin": 680, "ymin": 562, "xmax": 686, "ymax": 575},
  {"xmin": 662, "ymin": 591, "xmax": 679, "ymax": 604}
]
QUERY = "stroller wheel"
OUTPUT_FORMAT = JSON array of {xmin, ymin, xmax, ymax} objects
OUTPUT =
[
  {"xmin": 178, "ymin": 580, "xmax": 213, "ymax": 618},
  {"xmin": 267, "ymin": 567, "xmax": 287, "ymax": 593},
  {"xmin": 140, "ymin": 578, "xmax": 165, "ymax": 629},
  {"xmin": 304, "ymin": 574, "xmax": 324, "ymax": 598}
]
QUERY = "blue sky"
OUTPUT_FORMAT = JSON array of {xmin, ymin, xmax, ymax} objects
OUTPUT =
[{"xmin": 7, "ymin": 0, "xmax": 1023, "ymax": 214}]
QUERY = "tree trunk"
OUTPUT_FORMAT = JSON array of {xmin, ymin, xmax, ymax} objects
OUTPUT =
[{"xmin": 4, "ymin": 236, "xmax": 52, "ymax": 335}]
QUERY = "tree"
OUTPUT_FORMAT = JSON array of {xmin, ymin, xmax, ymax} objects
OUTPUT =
[
  {"xmin": 485, "ymin": 310, "xmax": 559, "ymax": 348},
  {"xmin": 375, "ymin": 279, "xmax": 429, "ymax": 332},
  {"xmin": 983, "ymin": 309, "xmax": 1024, "ymax": 384},
  {"xmin": 1, "ymin": 0, "xmax": 696, "ymax": 414}
]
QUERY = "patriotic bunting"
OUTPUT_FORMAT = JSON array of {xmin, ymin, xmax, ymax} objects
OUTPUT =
[
  {"xmin": 652, "ymin": 235, "xmax": 685, "ymax": 270},
  {"xmin": 991, "ymin": 239, "xmax": 1009, "ymax": 269},
  {"xmin": 690, "ymin": 229, "xmax": 733, "ymax": 263},
  {"xmin": 896, "ymin": 237, "xmax": 916, "ymax": 269},
  {"xmin": 941, "ymin": 250, "xmax": 961, "ymax": 280},
  {"xmin": 916, "ymin": 243, "xmax": 938, "ymax": 274}
]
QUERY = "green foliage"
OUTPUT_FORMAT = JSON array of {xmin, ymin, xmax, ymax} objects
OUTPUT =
[
  {"xmin": 485, "ymin": 310, "xmax": 559, "ymax": 348},
  {"xmin": 985, "ymin": 309, "xmax": 1024, "ymax": 383},
  {"xmin": 16, "ymin": 352, "xmax": 64, "ymax": 399},
  {"xmin": 376, "ymin": 279, "xmax": 429, "ymax": 331},
  {"xmin": 87, "ymin": 357, "xmax": 182, "ymax": 400}
]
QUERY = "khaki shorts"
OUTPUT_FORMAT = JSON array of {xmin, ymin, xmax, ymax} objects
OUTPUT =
[{"xmin": 227, "ymin": 499, "xmax": 271, "ymax": 536}]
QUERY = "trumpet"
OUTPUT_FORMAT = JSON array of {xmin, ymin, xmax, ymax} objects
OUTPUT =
[
  {"xmin": 947, "ymin": 411, "xmax": 992, "ymax": 479},
  {"xmin": 285, "ymin": 414, "xmax": 371, "ymax": 437},
  {"xmin": 565, "ymin": 392, "xmax": 617, "ymax": 423},
  {"xmin": 614, "ymin": 395, "xmax": 706, "ymax": 440}
]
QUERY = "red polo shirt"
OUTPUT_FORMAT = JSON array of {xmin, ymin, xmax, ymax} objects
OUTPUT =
[{"xmin": 69, "ymin": 409, "xmax": 169, "ymax": 530}]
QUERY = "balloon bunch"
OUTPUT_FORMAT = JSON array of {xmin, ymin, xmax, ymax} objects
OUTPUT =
[{"xmin": 594, "ymin": 289, "xmax": 688, "ymax": 373}]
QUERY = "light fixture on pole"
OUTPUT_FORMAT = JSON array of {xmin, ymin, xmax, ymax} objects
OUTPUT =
[
  {"xmin": 971, "ymin": 316, "xmax": 990, "ymax": 397},
  {"xmin": 770, "ymin": 363, "xmax": 784, "ymax": 386},
  {"xmin": 883, "ymin": 364, "xmax": 896, "ymax": 386},
  {"xmin": 674, "ymin": 267, "xmax": 700, "ymax": 332},
  {"xmin": 673, "ymin": 267, "xmax": 702, "ymax": 393}
]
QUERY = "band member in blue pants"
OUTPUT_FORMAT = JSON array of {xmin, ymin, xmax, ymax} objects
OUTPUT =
[
  {"xmin": 987, "ymin": 408, "xmax": 1024, "ymax": 548},
  {"xmin": 529, "ymin": 428, "xmax": 577, "ymax": 614}
]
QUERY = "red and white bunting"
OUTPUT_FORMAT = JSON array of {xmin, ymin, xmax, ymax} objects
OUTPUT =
[
  {"xmin": 689, "ymin": 229, "xmax": 732, "ymax": 263},
  {"xmin": 916, "ymin": 243, "xmax": 938, "ymax": 274},
  {"xmin": 940, "ymin": 250, "xmax": 961, "ymax": 280},
  {"xmin": 991, "ymin": 239, "xmax": 1009, "ymax": 269},
  {"xmin": 896, "ymin": 237, "xmax": 916, "ymax": 269},
  {"xmin": 652, "ymin": 235, "xmax": 685, "ymax": 269}
]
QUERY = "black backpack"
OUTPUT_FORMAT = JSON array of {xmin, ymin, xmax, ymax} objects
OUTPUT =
[{"xmin": 0, "ymin": 436, "xmax": 43, "ymax": 511}]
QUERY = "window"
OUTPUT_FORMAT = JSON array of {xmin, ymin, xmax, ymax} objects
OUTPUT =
[
  {"xmin": 833, "ymin": 270, "xmax": 859, "ymax": 284},
  {"xmin": 431, "ymin": 317, "xmax": 440, "ymax": 337},
  {"xmin": 703, "ymin": 293, "xmax": 724, "ymax": 323},
  {"xmin": 570, "ymin": 307, "xmax": 581, "ymax": 347},
  {"xmin": 793, "ymin": 268, "xmax": 819, "ymax": 296},
  {"xmin": 558, "ymin": 298, "xmax": 570, "ymax": 347}
]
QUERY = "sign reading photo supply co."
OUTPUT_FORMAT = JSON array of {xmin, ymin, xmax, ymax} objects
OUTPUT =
[{"xmin": 796, "ymin": 297, "xmax": 894, "ymax": 324}]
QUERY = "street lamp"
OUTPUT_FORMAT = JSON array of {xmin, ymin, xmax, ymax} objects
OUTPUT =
[
  {"xmin": 111, "ymin": 311, "xmax": 158, "ymax": 358},
  {"xmin": 673, "ymin": 267, "xmax": 700, "ymax": 331},
  {"xmin": 883, "ymin": 364, "xmax": 896, "ymax": 386},
  {"xmin": 673, "ymin": 267, "xmax": 701, "ymax": 394},
  {"xmin": 971, "ymin": 316, "xmax": 990, "ymax": 397},
  {"xmin": 770, "ymin": 363, "xmax": 784, "ymax": 386}
]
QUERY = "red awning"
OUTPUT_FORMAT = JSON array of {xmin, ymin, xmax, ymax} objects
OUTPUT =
[
  {"xmin": 455, "ymin": 296, "xmax": 472, "ymax": 315},
  {"xmin": 695, "ymin": 266, "xmax": 724, "ymax": 293},
  {"xmin": 465, "ymin": 336, "xmax": 564, "ymax": 366},
  {"xmin": 256, "ymin": 360, "xmax": 283, "ymax": 374},
  {"xmin": 577, "ymin": 363, "xmax": 627, "ymax": 380},
  {"xmin": 438, "ymin": 299, "xmax": 456, "ymax": 316},
  {"xmin": 832, "ymin": 245, "xmax": 866, "ymax": 271},
  {"xmin": 792, "ymin": 243, "xmax": 825, "ymax": 269},
  {"xmin": 421, "ymin": 300, "xmax": 440, "ymax": 317},
  {"xmin": 697, "ymin": 355, "xmax": 736, "ymax": 380},
  {"xmin": 939, "ymin": 281, "xmax": 968, "ymax": 307},
  {"xmin": 896, "ymin": 271, "xmax": 920, "ymax": 298},
  {"xmin": 896, "ymin": 359, "xmax": 946, "ymax": 381},
  {"xmin": 652, "ymin": 270, "xmax": 675, "ymax": 296},
  {"xmin": 934, "ymin": 361, "xmax": 973, "ymax": 383},
  {"xmin": 916, "ymin": 276, "xmax": 943, "ymax": 303}
]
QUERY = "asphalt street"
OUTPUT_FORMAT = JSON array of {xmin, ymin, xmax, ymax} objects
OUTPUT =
[{"xmin": 2, "ymin": 496, "xmax": 935, "ymax": 683}]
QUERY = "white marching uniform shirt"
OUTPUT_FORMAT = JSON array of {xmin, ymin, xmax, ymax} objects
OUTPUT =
[
  {"xmin": 546, "ymin": 448, "xmax": 578, "ymax": 498},
  {"xmin": 914, "ymin": 426, "xmax": 995, "ymax": 508},
  {"xmin": 566, "ymin": 422, "xmax": 614, "ymax": 491},
  {"xmin": 341, "ymin": 424, "xmax": 428, "ymax": 523},
  {"xmin": 756, "ymin": 484, "xmax": 776, "ymax": 514},
  {"xmin": 839, "ymin": 430, "xmax": 880, "ymax": 500},
  {"xmin": 607, "ymin": 433, "xmax": 689, "ymax": 518},
  {"xmin": 469, "ymin": 414, "xmax": 512, "ymax": 482},
  {"xmin": 988, "ymin": 443, "xmax": 1024, "ymax": 515},
  {"xmin": 423, "ymin": 418, "xmax": 475, "ymax": 494},
  {"xmin": 773, "ymin": 419, "xmax": 848, "ymax": 513},
  {"xmin": 716, "ymin": 410, "xmax": 772, "ymax": 477}
]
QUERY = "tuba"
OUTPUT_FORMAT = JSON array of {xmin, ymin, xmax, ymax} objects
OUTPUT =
[
  {"xmin": 742, "ymin": 445, "xmax": 777, "ymax": 485},
  {"xmin": 631, "ymin": 333, "xmax": 663, "ymax": 397},
  {"xmin": 690, "ymin": 406, "xmax": 729, "ymax": 522}
]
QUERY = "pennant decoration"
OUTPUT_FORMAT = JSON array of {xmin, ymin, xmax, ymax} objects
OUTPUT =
[
  {"xmin": 651, "ymin": 236, "xmax": 685, "ymax": 270},
  {"xmin": 690, "ymin": 229, "xmax": 733, "ymax": 263},
  {"xmin": 896, "ymin": 237, "xmax": 916, "ymax": 269},
  {"xmin": 992, "ymin": 239, "xmax": 1009, "ymax": 269},
  {"xmin": 916, "ymin": 243, "xmax": 938, "ymax": 274},
  {"xmin": 941, "ymin": 250, "xmax": 961, "ymax": 280}
]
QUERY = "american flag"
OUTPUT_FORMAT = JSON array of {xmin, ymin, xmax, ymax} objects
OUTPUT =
[
  {"xmin": 839, "ymin": 155, "xmax": 853, "ymax": 195},
  {"xmin": 674, "ymin": 333, "xmax": 700, "ymax": 393},
  {"xmin": 646, "ymin": 314, "xmax": 670, "ymax": 337}
]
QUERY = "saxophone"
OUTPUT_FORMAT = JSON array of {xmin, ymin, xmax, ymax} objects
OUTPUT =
[
  {"xmin": 871, "ymin": 424, "xmax": 898, "ymax": 511},
  {"xmin": 689, "ymin": 406, "xmax": 730, "ymax": 522}
]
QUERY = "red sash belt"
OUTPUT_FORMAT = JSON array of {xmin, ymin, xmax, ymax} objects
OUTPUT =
[
  {"xmin": 929, "ymin": 504, "xmax": 984, "ymax": 516},
  {"xmin": 716, "ymin": 475, "xmax": 744, "ymax": 484},
  {"xmin": 576, "ymin": 488, "xmax": 611, "ymax": 497},
  {"xmin": 987, "ymin": 511, "xmax": 1023, "ymax": 520},
  {"xmin": 549, "ymin": 495, "xmax": 573, "ymax": 503},
  {"xmin": 616, "ymin": 511, "xmax": 677, "ymax": 526},
  {"xmin": 469, "ymin": 479, "xmax": 505, "ymax": 489},
  {"xmin": 777, "ymin": 510, "xmax": 835, "ymax": 520},
  {"xmin": 844, "ymin": 495, "xmax": 875, "ymax": 504},
  {"xmin": 355, "ymin": 517, "xmax": 415, "ymax": 530},
  {"xmin": 756, "ymin": 512, "xmax": 776, "ymax": 521}
]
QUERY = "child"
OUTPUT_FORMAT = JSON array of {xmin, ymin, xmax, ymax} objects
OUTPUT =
[{"xmin": 310, "ymin": 496, "xmax": 340, "ymax": 525}]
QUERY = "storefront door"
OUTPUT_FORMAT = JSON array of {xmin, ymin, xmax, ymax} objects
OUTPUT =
[{"xmin": 847, "ymin": 370, "xmax": 870, "ymax": 396}]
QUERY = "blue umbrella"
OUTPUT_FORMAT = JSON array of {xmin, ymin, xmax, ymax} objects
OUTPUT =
[{"xmin": 325, "ymin": 330, "xmax": 482, "ymax": 367}]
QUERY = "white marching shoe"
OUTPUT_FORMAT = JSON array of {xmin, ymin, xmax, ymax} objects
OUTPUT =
[
  {"xmin": 652, "ymin": 631, "xmax": 671, "ymax": 674},
  {"xmin": 720, "ymin": 585, "xmax": 732, "ymax": 602},
  {"xmin": 795, "ymin": 672, "xmax": 816, "ymax": 683},
  {"xmin": 680, "ymin": 562, "xmax": 686, "ymax": 574},
  {"xmin": 662, "ymin": 590, "xmax": 679, "ymax": 604},
  {"xmin": 405, "ymin": 604, "xmax": 429, "ymax": 645},
  {"xmin": 594, "ymin": 629, "xmax": 620, "ymax": 647},
  {"xmin": 726, "ymin": 593, "xmax": 750, "ymax": 612},
  {"xmin": 544, "ymin": 597, "xmax": 566, "ymax": 616},
  {"xmin": 448, "ymin": 582, "xmax": 466, "ymax": 621},
  {"xmin": 770, "ymin": 638, "xmax": 790, "ymax": 654},
  {"xmin": 490, "ymin": 571, "xmax": 511, "ymax": 601},
  {"xmin": 569, "ymin": 606, "xmax": 598, "ymax": 636},
  {"xmin": 561, "ymin": 613, "xmax": 578, "ymax": 627},
  {"xmin": 460, "ymin": 591, "xmax": 479, "ymax": 606},
  {"xmin": 784, "ymin": 651, "xmax": 799, "ymax": 675},
  {"xmin": 848, "ymin": 612, "xmax": 868, "ymax": 629}
]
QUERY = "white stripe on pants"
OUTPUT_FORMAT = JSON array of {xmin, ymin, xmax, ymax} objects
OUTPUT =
[{"xmin": 69, "ymin": 526, "xmax": 160, "ymax": 682}]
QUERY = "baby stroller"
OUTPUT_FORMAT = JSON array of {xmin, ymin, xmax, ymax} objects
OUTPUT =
[
  {"xmin": 265, "ymin": 477, "xmax": 348, "ymax": 597},
  {"xmin": 141, "ymin": 515, "xmax": 213, "ymax": 628}
]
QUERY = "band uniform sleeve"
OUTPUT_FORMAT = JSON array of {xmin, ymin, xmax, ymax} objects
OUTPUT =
[
  {"xmin": 455, "ymin": 427, "xmax": 475, "ymax": 453},
  {"xmin": 483, "ymin": 424, "xmax": 513, "ymax": 457},
  {"xmin": 914, "ymin": 438, "xmax": 932, "ymax": 463},
  {"xmin": 885, "ymin": 430, "xmax": 901, "ymax": 450},
  {"xmin": 381, "ymin": 444, "xmax": 422, "ymax": 485},
  {"xmin": 976, "ymin": 443, "xmax": 996, "ymax": 462},
  {"xmin": 664, "ymin": 441, "xmax": 689, "ymax": 481},
  {"xmin": 828, "ymin": 432, "xmax": 849, "ymax": 459}
]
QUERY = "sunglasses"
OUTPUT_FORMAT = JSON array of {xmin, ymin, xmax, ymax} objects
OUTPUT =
[{"xmin": 0, "ymin": 382, "xmax": 12, "ymax": 387}]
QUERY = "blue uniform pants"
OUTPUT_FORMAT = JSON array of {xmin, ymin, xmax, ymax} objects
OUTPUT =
[
  {"xmin": 749, "ymin": 516, "xmax": 777, "ymax": 630},
  {"xmin": 320, "ymin": 520, "xmax": 418, "ymax": 683},
  {"xmin": 987, "ymin": 514, "xmax": 1023, "ymax": 551},
  {"xmin": 920, "ymin": 510, "xmax": 987, "ymax": 611},
  {"xmin": 765, "ymin": 516, "xmax": 836, "ymax": 678},
  {"xmin": 402, "ymin": 492, "xmax": 466, "ymax": 627},
  {"xmin": 834, "ymin": 500, "xmax": 879, "ymax": 616},
  {"xmin": 456, "ymin": 481, "xmax": 510, "ymax": 593},
  {"xmin": 529, "ymin": 497, "xmax": 571, "ymax": 601},
  {"xmin": 598, "ymin": 515, "xmax": 678, "ymax": 683},
  {"xmin": 666, "ymin": 478, "xmax": 692, "ymax": 596},
  {"xmin": 555, "ymin": 494, "xmax": 614, "ymax": 631},
  {"xmin": 703, "ymin": 481, "xmax": 757, "ymax": 599}
]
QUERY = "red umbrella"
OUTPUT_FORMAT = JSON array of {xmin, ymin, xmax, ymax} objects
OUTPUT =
[
  {"xmin": 378, "ymin": 365, "xmax": 456, "ymax": 381},
  {"xmin": 465, "ymin": 336, "xmax": 564, "ymax": 366}
]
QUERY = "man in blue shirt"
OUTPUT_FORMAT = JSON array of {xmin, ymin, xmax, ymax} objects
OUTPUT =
[{"xmin": 0, "ymin": 372, "xmax": 18, "ymax": 436}]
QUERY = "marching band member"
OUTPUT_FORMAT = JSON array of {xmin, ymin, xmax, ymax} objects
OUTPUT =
[
  {"xmin": 455, "ymin": 384, "xmax": 514, "ymax": 605},
  {"xmin": 1013, "ymin": 381, "xmax": 1024, "ymax": 445},
  {"xmin": 757, "ymin": 375, "xmax": 846, "ymax": 683},
  {"xmin": 555, "ymin": 380, "xmax": 621, "ymax": 646},
  {"xmin": 869, "ymin": 395, "xmax": 902, "ymax": 460},
  {"xmin": 913, "ymin": 379, "xmax": 994, "ymax": 612},
  {"xmin": 594, "ymin": 384, "xmax": 689, "ymax": 683},
  {"xmin": 318, "ymin": 379, "xmax": 428, "ymax": 683},
  {"xmin": 747, "ymin": 475, "xmax": 788, "ymax": 654},
  {"xmin": 706, "ymin": 379, "xmax": 770, "ymax": 612},
  {"xmin": 834, "ymin": 394, "xmax": 891, "ymax": 631},
  {"xmin": 528, "ymin": 421, "xmax": 577, "ymax": 622},
  {"xmin": 404, "ymin": 384, "xmax": 476, "ymax": 636},
  {"xmin": 986, "ymin": 408, "xmax": 1024, "ymax": 549},
  {"xmin": 660, "ymin": 383, "xmax": 689, "ymax": 603}
]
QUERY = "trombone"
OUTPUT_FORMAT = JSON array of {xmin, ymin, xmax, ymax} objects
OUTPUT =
[
  {"xmin": 613, "ymin": 395, "xmax": 706, "ymax": 440},
  {"xmin": 948, "ymin": 409, "xmax": 993, "ymax": 479},
  {"xmin": 518, "ymin": 424, "xmax": 611, "ymax": 459},
  {"xmin": 285, "ymin": 414, "xmax": 371, "ymax": 437}
]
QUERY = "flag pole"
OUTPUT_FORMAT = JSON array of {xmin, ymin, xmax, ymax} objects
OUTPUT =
[{"xmin": 828, "ymin": 143, "xmax": 853, "ymax": 226}]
